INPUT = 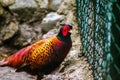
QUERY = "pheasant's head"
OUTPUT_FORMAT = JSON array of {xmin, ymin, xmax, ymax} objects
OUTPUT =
[
  {"xmin": 60, "ymin": 23, "xmax": 72, "ymax": 36},
  {"xmin": 57, "ymin": 23, "xmax": 72, "ymax": 43}
]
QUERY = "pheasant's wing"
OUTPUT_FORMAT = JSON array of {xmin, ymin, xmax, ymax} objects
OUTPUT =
[{"xmin": 16, "ymin": 39, "xmax": 45, "ymax": 71}]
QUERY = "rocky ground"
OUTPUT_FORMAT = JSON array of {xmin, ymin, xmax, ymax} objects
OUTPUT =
[{"xmin": 0, "ymin": 0, "xmax": 93, "ymax": 80}]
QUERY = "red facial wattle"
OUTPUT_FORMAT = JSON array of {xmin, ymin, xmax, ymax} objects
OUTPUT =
[{"xmin": 62, "ymin": 25, "xmax": 71, "ymax": 36}]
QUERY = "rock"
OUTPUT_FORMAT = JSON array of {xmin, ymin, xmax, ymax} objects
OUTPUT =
[
  {"xmin": 33, "ymin": 25, "xmax": 43, "ymax": 41},
  {"xmin": 57, "ymin": 0, "xmax": 76, "ymax": 14},
  {"xmin": 0, "ymin": 0, "xmax": 16, "ymax": 7},
  {"xmin": 0, "ymin": 67, "xmax": 35, "ymax": 80},
  {"xmin": 10, "ymin": 0, "xmax": 37, "ymax": 9},
  {"xmin": 36, "ymin": 0, "xmax": 48, "ymax": 9},
  {"xmin": 0, "ymin": 40, "xmax": 2, "ymax": 46},
  {"xmin": 9, "ymin": 0, "xmax": 38, "ymax": 22},
  {"xmin": 2, "ymin": 22, "xmax": 19, "ymax": 41},
  {"xmin": 13, "ymin": 24, "xmax": 34, "ymax": 46},
  {"xmin": 13, "ymin": 24, "xmax": 42, "ymax": 47},
  {"xmin": 0, "ymin": 46, "xmax": 16, "ymax": 58},
  {"xmin": 36, "ymin": 0, "xmax": 62, "ymax": 11},
  {"xmin": 0, "ymin": 5, "xmax": 6, "ymax": 15},
  {"xmin": 0, "ymin": 0, "xmax": 15, "ymax": 18},
  {"xmin": 42, "ymin": 28, "xmax": 57, "ymax": 39},
  {"xmin": 41, "ymin": 12, "xmax": 63, "ymax": 32},
  {"xmin": 48, "ymin": 0, "xmax": 62, "ymax": 11}
]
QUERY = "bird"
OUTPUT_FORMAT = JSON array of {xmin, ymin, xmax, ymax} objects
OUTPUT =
[{"xmin": 0, "ymin": 23, "xmax": 72, "ymax": 74}]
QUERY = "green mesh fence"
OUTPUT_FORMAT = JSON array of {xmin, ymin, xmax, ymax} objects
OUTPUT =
[
  {"xmin": 110, "ymin": 1, "xmax": 120, "ymax": 80},
  {"xmin": 76, "ymin": 0, "xmax": 120, "ymax": 80}
]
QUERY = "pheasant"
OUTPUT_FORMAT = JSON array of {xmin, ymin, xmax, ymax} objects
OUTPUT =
[{"xmin": 0, "ymin": 23, "xmax": 72, "ymax": 74}]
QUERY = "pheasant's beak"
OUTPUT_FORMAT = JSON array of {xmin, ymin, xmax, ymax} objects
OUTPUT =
[{"xmin": 68, "ymin": 30, "xmax": 72, "ymax": 35}]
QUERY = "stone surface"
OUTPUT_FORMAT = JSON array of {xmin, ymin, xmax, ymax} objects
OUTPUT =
[
  {"xmin": 0, "ymin": 67, "xmax": 35, "ymax": 80},
  {"xmin": 36, "ymin": 0, "xmax": 62, "ymax": 11},
  {"xmin": 10, "ymin": 0, "xmax": 37, "ymax": 9},
  {"xmin": 13, "ymin": 24, "xmax": 42, "ymax": 47},
  {"xmin": 0, "ymin": 22, "xmax": 19, "ymax": 46},
  {"xmin": 2, "ymin": 22, "xmax": 19, "ymax": 41},
  {"xmin": 42, "ymin": 56, "xmax": 93, "ymax": 80},
  {"xmin": 41, "ymin": 12, "xmax": 63, "ymax": 32},
  {"xmin": 47, "ymin": 0, "xmax": 62, "ymax": 11},
  {"xmin": 9, "ymin": 0, "xmax": 38, "ymax": 22},
  {"xmin": 36, "ymin": 0, "xmax": 48, "ymax": 9},
  {"xmin": 0, "ymin": 5, "xmax": 6, "ymax": 15},
  {"xmin": 42, "ymin": 28, "xmax": 58, "ymax": 39},
  {"xmin": 0, "ymin": 0, "xmax": 16, "ymax": 7}
]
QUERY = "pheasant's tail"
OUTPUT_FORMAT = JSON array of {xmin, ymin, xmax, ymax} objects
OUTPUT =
[
  {"xmin": 0, "ymin": 60, "xmax": 8, "ymax": 67},
  {"xmin": 0, "ymin": 47, "xmax": 29, "ymax": 68}
]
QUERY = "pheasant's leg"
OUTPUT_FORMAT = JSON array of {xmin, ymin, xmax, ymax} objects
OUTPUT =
[{"xmin": 35, "ymin": 73, "xmax": 44, "ymax": 80}]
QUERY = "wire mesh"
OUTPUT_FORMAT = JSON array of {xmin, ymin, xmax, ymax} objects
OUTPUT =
[
  {"xmin": 110, "ymin": 1, "xmax": 120, "ymax": 80},
  {"xmin": 76, "ymin": 0, "xmax": 120, "ymax": 80}
]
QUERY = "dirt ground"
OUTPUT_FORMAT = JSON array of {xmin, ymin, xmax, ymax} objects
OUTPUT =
[{"xmin": 0, "ymin": 51, "xmax": 93, "ymax": 80}]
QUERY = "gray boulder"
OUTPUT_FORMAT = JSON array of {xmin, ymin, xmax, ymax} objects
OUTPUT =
[
  {"xmin": 0, "ymin": 0, "xmax": 16, "ymax": 7},
  {"xmin": 36, "ymin": 0, "xmax": 62, "ymax": 11},
  {"xmin": 2, "ymin": 22, "xmax": 19, "ymax": 41},
  {"xmin": 0, "ymin": 22, "xmax": 19, "ymax": 44},
  {"xmin": 13, "ymin": 24, "xmax": 42, "ymax": 47},
  {"xmin": 41, "ymin": 12, "xmax": 63, "ymax": 32},
  {"xmin": 9, "ymin": 0, "xmax": 38, "ymax": 22}
]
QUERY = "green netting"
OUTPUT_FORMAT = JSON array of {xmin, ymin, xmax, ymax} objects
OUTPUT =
[
  {"xmin": 110, "ymin": 1, "xmax": 120, "ymax": 80},
  {"xmin": 76, "ymin": 0, "xmax": 120, "ymax": 80}
]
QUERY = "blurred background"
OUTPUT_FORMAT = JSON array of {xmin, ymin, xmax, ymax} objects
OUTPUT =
[{"xmin": 0, "ymin": 0, "xmax": 119, "ymax": 80}]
